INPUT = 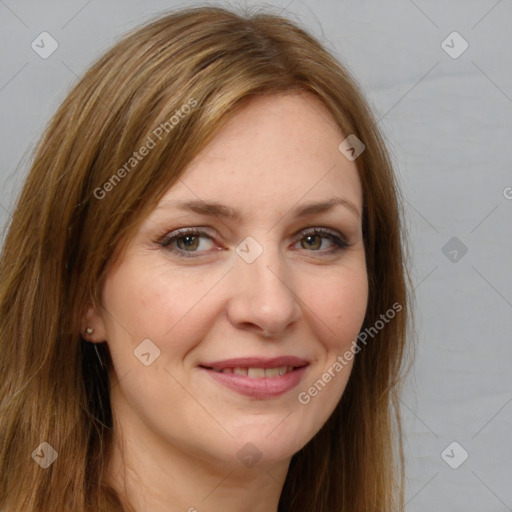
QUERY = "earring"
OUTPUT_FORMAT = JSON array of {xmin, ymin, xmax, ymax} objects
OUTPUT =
[
  {"xmin": 93, "ymin": 343, "xmax": 105, "ymax": 367},
  {"xmin": 82, "ymin": 327, "xmax": 104, "ymax": 366}
]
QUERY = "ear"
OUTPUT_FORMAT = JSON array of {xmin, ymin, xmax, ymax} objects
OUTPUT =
[{"xmin": 81, "ymin": 304, "xmax": 107, "ymax": 343}]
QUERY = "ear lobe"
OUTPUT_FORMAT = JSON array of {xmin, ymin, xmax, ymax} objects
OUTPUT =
[{"xmin": 81, "ymin": 304, "xmax": 107, "ymax": 342}]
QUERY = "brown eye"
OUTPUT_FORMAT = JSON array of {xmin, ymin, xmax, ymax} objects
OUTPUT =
[
  {"xmin": 294, "ymin": 228, "xmax": 350, "ymax": 255},
  {"xmin": 300, "ymin": 234, "xmax": 322, "ymax": 250},
  {"xmin": 158, "ymin": 228, "xmax": 216, "ymax": 257},
  {"xmin": 176, "ymin": 235, "xmax": 200, "ymax": 251}
]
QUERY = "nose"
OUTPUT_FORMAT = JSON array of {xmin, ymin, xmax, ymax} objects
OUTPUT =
[{"xmin": 226, "ymin": 241, "xmax": 302, "ymax": 338}]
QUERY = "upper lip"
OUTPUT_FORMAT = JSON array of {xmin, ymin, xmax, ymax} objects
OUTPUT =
[{"xmin": 200, "ymin": 356, "xmax": 310, "ymax": 370}]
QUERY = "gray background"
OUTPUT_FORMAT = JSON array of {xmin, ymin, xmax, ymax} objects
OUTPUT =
[{"xmin": 1, "ymin": 0, "xmax": 511, "ymax": 510}]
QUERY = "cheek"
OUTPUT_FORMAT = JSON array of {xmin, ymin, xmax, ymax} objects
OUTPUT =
[
  {"xmin": 291, "ymin": 268, "xmax": 367, "ymax": 439},
  {"xmin": 303, "ymin": 264, "xmax": 368, "ymax": 350},
  {"xmin": 100, "ymin": 258, "xmax": 221, "ymax": 360}
]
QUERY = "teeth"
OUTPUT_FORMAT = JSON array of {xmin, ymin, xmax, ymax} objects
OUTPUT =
[
  {"xmin": 264, "ymin": 367, "xmax": 280, "ymax": 378},
  {"xmin": 216, "ymin": 366, "xmax": 293, "ymax": 378},
  {"xmin": 247, "ymin": 367, "xmax": 265, "ymax": 378}
]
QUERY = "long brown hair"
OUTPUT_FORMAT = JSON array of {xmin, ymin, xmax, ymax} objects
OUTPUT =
[{"xmin": 0, "ymin": 5, "xmax": 414, "ymax": 511}]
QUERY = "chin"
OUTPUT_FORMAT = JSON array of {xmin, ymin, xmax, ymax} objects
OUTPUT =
[{"xmin": 225, "ymin": 420, "xmax": 316, "ymax": 466}]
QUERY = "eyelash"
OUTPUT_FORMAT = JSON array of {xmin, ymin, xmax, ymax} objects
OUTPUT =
[{"xmin": 157, "ymin": 227, "xmax": 351, "ymax": 258}]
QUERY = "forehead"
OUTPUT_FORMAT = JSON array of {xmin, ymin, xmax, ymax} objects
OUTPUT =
[{"xmin": 158, "ymin": 92, "xmax": 363, "ymax": 217}]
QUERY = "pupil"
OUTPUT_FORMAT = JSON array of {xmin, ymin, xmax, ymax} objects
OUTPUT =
[
  {"xmin": 180, "ymin": 235, "xmax": 198, "ymax": 250},
  {"xmin": 303, "ymin": 235, "xmax": 320, "ymax": 249}
]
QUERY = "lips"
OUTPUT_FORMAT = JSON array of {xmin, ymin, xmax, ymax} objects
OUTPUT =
[
  {"xmin": 199, "ymin": 356, "xmax": 309, "ymax": 398},
  {"xmin": 200, "ymin": 356, "xmax": 309, "ymax": 370},
  {"xmin": 211, "ymin": 366, "xmax": 294, "ymax": 378}
]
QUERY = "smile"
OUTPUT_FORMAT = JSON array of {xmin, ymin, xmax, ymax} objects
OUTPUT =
[
  {"xmin": 209, "ymin": 366, "xmax": 295, "ymax": 377},
  {"xmin": 199, "ymin": 359, "xmax": 309, "ymax": 399}
]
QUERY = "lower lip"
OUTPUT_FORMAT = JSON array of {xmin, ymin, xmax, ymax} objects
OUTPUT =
[{"xmin": 200, "ymin": 366, "xmax": 309, "ymax": 399}]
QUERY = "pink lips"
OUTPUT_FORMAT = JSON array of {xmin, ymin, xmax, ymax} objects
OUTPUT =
[
  {"xmin": 199, "ymin": 356, "xmax": 309, "ymax": 399},
  {"xmin": 200, "ymin": 356, "xmax": 309, "ymax": 370}
]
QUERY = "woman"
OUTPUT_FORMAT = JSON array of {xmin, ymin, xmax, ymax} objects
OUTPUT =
[{"xmin": 0, "ymin": 5, "xmax": 414, "ymax": 511}]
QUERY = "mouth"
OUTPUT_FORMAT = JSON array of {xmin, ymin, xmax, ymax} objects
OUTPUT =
[
  {"xmin": 198, "ymin": 356, "xmax": 310, "ymax": 398},
  {"xmin": 200, "ymin": 365, "xmax": 303, "ymax": 378}
]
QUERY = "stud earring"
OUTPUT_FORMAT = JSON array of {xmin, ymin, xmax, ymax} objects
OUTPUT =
[{"xmin": 86, "ymin": 327, "xmax": 94, "ymax": 334}]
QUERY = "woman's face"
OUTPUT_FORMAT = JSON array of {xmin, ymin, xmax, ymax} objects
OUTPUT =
[{"xmin": 91, "ymin": 92, "xmax": 368, "ymax": 468}]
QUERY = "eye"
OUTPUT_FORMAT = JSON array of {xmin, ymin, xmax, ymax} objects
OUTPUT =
[
  {"xmin": 293, "ymin": 228, "xmax": 350, "ymax": 255},
  {"xmin": 158, "ymin": 228, "xmax": 218, "ymax": 257},
  {"xmin": 157, "ymin": 226, "xmax": 351, "ymax": 258}
]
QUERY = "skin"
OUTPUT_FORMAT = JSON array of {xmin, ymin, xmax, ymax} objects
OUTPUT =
[{"xmin": 84, "ymin": 91, "xmax": 368, "ymax": 512}]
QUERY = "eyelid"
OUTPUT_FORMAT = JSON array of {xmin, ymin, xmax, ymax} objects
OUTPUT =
[{"xmin": 298, "ymin": 226, "xmax": 348, "ymax": 243}]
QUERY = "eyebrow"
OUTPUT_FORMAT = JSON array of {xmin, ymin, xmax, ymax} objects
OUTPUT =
[{"xmin": 156, "ymin": 197, "xmax": 362, "ymax": 221}]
